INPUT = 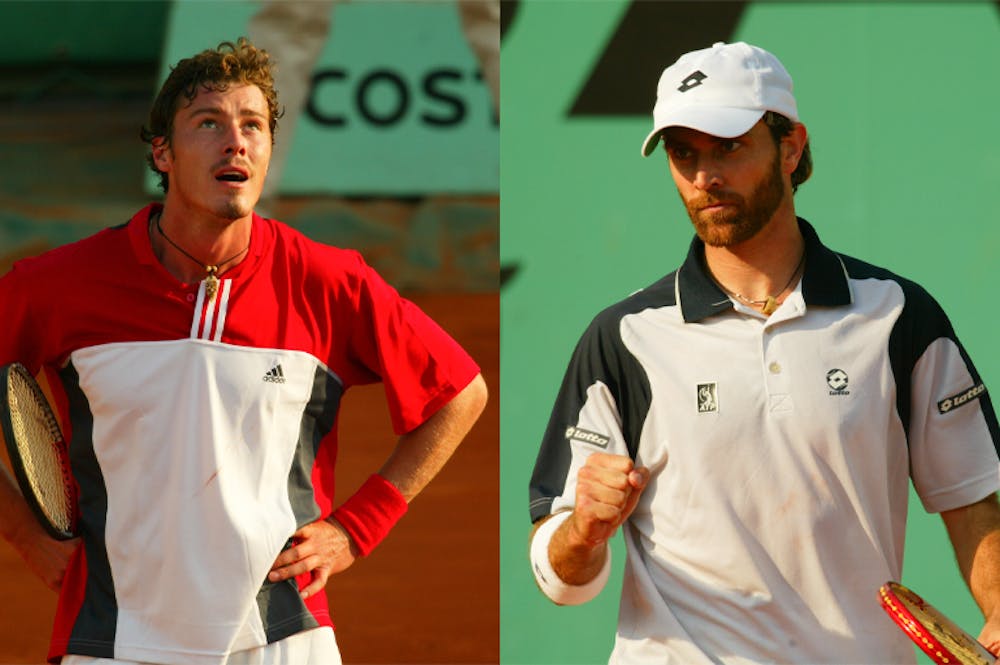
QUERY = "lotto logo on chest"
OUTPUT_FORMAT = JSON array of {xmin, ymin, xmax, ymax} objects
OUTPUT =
[{"xmin": 827, "ymin": 368, "xmax": 850, "ymax": 396}]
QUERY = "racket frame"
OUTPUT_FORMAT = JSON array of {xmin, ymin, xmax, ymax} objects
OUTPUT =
[
  {"xmin": 0, "ymin": 362, "xmax": 77, "ymax": 540},
  {"xmin": 879, "ymin": 581, "xmax": 993, "ymax": 665}
]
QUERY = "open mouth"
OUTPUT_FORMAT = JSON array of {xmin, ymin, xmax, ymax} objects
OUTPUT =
[
  {"xmin": 216, "ymin": 173, "xmax": 248, "ymax": 183},
  {"xmin": 215, "ymin": 166, "xmax": 250, "ymax": 183}
]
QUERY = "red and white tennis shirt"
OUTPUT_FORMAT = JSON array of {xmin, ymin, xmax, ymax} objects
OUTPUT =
[
  {"xmin": 529, "ymin": 219, "xmax": 1000, "ymax": 664},
  {"xmin": 0, "ymin": 204, "xmax": 480, "ymax": 665}
]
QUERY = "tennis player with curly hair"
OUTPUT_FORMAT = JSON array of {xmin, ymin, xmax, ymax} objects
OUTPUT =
[{"xmin": 0, "ymin": 38, "xmax": 486, "ymax": 665}]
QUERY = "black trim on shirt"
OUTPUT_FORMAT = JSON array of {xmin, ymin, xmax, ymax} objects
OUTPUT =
[
  {"xmin": 61, "ymin": 361, "xmax": 117, "ymax": 658},
  {"xmin": 528, "ymin": 277, "xmax": 669, "ymax": 523}
]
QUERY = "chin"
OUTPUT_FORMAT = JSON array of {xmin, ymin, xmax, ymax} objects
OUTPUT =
[
  {"xmin": 697, "ymin": 223, "xmax": 763, "ymax": 248},
  {"xmin": 216, "ymin": 199, "xmax": 254, "ymax": 220},
  {"xmin": 692, "ymin": 210, "xmax": 769, "ymax": 248}
]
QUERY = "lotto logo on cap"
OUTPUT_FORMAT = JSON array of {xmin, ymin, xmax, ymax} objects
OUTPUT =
[{"xmin": 640, "ymin": 42, "xmax": 799, "ymax": 157}]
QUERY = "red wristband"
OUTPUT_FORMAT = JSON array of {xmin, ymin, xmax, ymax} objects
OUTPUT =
[{"xmin": 332, "ymin": 474, "xmax": 408, "ymax": 556}]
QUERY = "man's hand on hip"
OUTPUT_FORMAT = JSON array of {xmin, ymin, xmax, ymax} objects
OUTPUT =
[{"xmin": 268, "ymin": 517, "xmax": 359, "ymax": 599}]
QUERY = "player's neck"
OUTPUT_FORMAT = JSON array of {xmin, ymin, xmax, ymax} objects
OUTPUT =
[
  {"xmin": 704, "ymin": 211, "xmax": 805, "ymax": 312},
  {"xmin": 150, "ymin": 204, "xmax": 252, "ymax": 286}
]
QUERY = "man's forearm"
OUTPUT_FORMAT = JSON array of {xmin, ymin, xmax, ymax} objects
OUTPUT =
[
  {"xmin": 378, "ymin": 373, "xmax": 487, "ymax": 501},
  {"xmin": 968, "ymin": 529, "xmax": 1000, "ymax": 620},
  {"xmin": 0, "ymin": 461, "xmax": 77, "ymax": 590},
  {"xmin": 530, "ymin": 510, "xmax": 612, "ymax": 605},
  {"xmin": 942, "ymin": 493, "xmax": 1000, "ymax": 618},
  {"xmin": 0, "ymin": 461, "xmax": 36, "ymax": 544},
  {"xmin": 535, "ymin": 511, "xmax": 609, "ymax": 585}
]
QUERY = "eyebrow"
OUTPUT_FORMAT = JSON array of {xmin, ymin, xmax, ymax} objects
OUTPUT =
[
  {"xmin": 187, "ymin": 106, "xmax": 268, "ymax": 120},
  {"xmin": 662, "ymin": 131, "xmax": 747, "ymax": 149},
  {"xmin": 661, "ymin": 133, "xmax": 694, "ymax": 151},
  {"xmin": 661, "ymin": 133, "xmax": 687, "ymax": 147}
]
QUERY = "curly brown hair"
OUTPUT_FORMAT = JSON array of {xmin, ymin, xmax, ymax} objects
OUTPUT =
[{"xmin": 140, "ymin": 37, "xmax": 281, "ymax": 193}]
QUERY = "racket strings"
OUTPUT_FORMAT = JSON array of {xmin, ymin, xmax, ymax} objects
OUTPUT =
[
  {"xmin": 908, "ymin": 600, "xmax": 991, "ymax": 663},
  {"xmin": 8, "ymin": 370, "xmax": 74, "ymax": 533}
]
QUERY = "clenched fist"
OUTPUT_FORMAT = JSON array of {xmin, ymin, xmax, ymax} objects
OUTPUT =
[
  {"xmin": 540, "ymin": 453, "xmax": 650, "ymax": 587},
  {"xmin": 568, "ymin": 452, "xmax": 649, "ymax": 549}
]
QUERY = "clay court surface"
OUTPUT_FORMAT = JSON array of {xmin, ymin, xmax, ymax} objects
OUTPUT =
[{"xmin": 0, "ymin": 291, "xmax": 498, "ymax": 665}]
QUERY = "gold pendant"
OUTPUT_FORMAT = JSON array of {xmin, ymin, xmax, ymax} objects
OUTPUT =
[
  {"xmin": 762, "ymin": 296, "xmax": 778, "ymax": 315},
  {"xmin": 204, "ymin": 267, "xmax": 219, "ymax": 301}
]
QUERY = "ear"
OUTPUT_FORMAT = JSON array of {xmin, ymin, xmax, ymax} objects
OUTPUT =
[
  {"xmin": 780, "ymin": 123, "xmax": 808, "ymax": 176},
  {"xmin": 151, "ymin": 137, "xmax": 172, "ymax": 173}
]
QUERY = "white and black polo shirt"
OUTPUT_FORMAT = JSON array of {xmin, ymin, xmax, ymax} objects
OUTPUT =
[{"xmin": 529, "ymin": 219, "xmax": 1000, "ymax": 664}]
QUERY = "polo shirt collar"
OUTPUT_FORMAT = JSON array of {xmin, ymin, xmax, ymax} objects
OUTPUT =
[{"xmin": 678, "ymin": 217, "xmax": 852, "ymax": 323}]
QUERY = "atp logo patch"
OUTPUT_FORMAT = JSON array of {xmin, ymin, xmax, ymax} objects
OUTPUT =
[{"xmin": 697, "ymin": 382, "xmax": 718, "ymax": 413}]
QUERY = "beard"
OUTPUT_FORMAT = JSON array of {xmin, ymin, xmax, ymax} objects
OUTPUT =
[{"xmin": 683, "ymin": 152, "xmax": 786, "ymax": 248}]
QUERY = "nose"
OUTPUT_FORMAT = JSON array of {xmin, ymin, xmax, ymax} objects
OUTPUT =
[
  {"xmin": 692, "ymin": 160, "xmax": 723, "ymax": 190},
  {"xmin": 223, "ymin": 122, "xmax": 247, "ymax": 156}
]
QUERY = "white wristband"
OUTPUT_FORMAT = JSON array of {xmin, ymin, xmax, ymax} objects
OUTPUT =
[{"xmin": 530, "ymin": 511, "xmax": 611, "ymax": 606}]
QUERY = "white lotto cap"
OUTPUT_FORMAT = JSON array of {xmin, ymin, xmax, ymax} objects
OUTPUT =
[{"xmin": 641, "ymin": 42, "xmax": 798, "ymax": 157}]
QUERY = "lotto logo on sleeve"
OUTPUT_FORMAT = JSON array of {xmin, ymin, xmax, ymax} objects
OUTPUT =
[
  {"xmin": 564, "ymin": 426, "xmax": 610, "ymax": 448},
  {"xmin": 938, "ymin": 383, "xmax": 986, "ymax": 414}
]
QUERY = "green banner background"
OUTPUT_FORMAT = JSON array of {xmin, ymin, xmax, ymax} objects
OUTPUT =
[
  {"xmin": 500, "ymin": 2, "xmax": 1000, "ymax": 663},
  {"xmin": 154, "ymin": 0, "xmax": 498, "ymax": 195}
]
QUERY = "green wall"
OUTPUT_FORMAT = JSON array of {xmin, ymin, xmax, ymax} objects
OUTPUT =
[
  {"xmin": 0, "ymin": 1, "xmax": 167, "ymax": 63},
  {"xmin": 500, "ymin": 2, "xmax": 1000, "ymax": 663}
]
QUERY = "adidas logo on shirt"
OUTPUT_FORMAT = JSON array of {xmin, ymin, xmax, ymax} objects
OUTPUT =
[{"xmin": 263, "ymin": 364, "xmax": 286, "ymax": 384}]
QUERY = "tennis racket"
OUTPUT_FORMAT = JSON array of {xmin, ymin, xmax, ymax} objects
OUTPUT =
[
  {"xmin": 0, "ymin": 362, "xmax": 78, "ymax": 540},
  {"xmin": 879, "ymin": 581, "xmax": 995, "ymax": 665}
]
